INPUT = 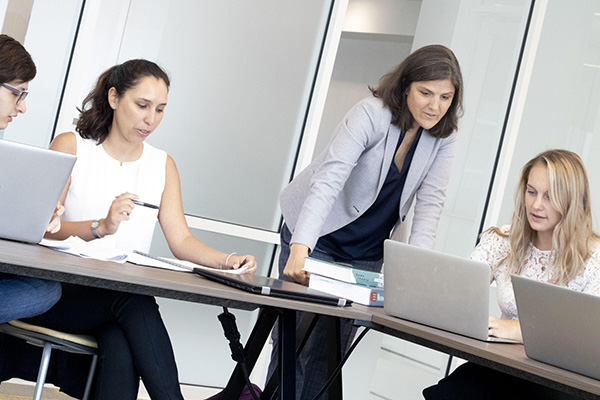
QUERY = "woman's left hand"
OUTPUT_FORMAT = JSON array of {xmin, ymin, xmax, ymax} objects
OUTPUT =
[
  {"xmin": 228, "ymin": 255, "xmax": 257, "ymax": 275},
  {"xmin": 488, "ymin": 316, "xmax": 523, "ymax": 343},
  {"xmin": 46, "ymin": 203, "xmax": 64, "ymax": 234}
]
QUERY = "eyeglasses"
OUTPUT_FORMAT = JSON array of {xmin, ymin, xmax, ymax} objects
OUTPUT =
[{"xmin": 0, "ymin": 83, "xmax": 28, "ymax": 104}]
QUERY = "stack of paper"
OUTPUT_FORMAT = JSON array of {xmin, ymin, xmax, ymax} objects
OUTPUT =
[
  {"xmin": 40, "ymin": 237, "xmax": 128, "ymax": 263},
  {"xmin": 40, "ymin": 237, "xmax": 249, "ymax": 274}
]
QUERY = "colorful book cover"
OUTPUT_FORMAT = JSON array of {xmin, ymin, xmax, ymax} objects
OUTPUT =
[
  {"xmin": 309, "ymin": 273, "xmax": 384, "ymax": 307},
  {"xmin": 303, "ymin": 257, "xmax": 383, "ymax": 288}
]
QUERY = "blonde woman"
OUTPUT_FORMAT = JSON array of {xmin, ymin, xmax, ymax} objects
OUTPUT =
[{"xmin": 424, "ymin": 149, "xmax": 600, "ymax": 400}]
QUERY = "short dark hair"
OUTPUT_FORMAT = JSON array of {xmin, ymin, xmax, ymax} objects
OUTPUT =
[
  {"xmin": 370, "ymin": 44, "xmax": 463, "ymax": 138},
  {"xmin": 0, "ymin": 34, "xmax": 36, "ymax": 83},
  {"xmin": 76, "ymin": 59, "xmax": 170, "ymax": 144}
]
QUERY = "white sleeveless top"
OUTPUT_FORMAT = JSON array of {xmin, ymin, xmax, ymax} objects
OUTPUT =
[{"xmin": 63, "ymin": 134, "xmax": 167, "ymax": 253}]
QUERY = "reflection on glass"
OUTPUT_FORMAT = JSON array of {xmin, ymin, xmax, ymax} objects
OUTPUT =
[
  {"xmin": 496, "ymin": 0, "xmax": 600, "ymax": 229},
  {"xmin": 118, "ymin": 0, "xmax": 332, "ymax": 231}
]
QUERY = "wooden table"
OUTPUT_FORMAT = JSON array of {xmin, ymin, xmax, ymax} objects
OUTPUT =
[
  {"xmin": 0, "ymin": 238, "xmax": 371, "ymax": 399},
  {"xmin": 4, "ymin": 238, "xmax": 600, "ymax": 399},
  {"xmin": 357, "ymin": 308, "xmax": 600, "ymax": 399}
]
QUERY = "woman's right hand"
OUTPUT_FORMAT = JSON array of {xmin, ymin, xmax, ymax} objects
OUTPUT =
[
  {"xmin": 283, "ymin": 243, "xmax": 310, "ymax": 286},
  {"xmin": 101, "ymin": 192, "xmax": 138, "ymax": 236},
  {"xmin": 488, "ymin": 316, "xmax": 523, "ymax": 343}
]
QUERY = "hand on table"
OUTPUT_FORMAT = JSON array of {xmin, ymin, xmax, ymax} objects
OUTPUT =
[
  {"xmin": 488, "ymin": 316, "xmax": 523, "ymax": 343},
  {"xmin": 229, "ymin": 254, "xmax": 257, "ymax": 274},
  {"xmin": 283, "ymin": 243, "xmax": 310, "ymax": 286}
]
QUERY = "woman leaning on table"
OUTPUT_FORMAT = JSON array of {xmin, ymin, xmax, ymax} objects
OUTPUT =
[
  {"xmin": 423, "ymin": 149, "xmax": 600, "ymax": 400},
  {"xmin": 266, "ymin": 44, "xmax": 464, "ymax": 399},
  {"xmin": 0, "ymin": 34, "xmax": 63, "ymax": 324},
  {"xmin": 15, "ymin": 59, "xmax": 257, "ymax": 400}
]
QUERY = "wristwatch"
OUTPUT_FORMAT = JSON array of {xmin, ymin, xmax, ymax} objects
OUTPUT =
[{"xmin": 91, "ymin": 220, "xmax": 102, "ymax": 239}]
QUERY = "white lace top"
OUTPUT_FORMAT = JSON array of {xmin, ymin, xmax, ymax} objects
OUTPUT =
[{"xmin": 470, "ymin": 226, "xmax": 600, "ymax": 320}]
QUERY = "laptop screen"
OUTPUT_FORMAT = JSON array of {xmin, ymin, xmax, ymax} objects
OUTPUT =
[{"xmin": 0, "ymin": 140, "xmax": 76, "ymax": 243}]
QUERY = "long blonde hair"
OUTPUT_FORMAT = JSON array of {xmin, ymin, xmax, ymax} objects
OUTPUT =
[{"xmin": 495, "ymin": 149, "xmax": 598, "ymax": 284}]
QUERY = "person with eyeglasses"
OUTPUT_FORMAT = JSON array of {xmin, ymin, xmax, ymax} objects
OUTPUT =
[
  {"xmin": 0, "ymin": 34, "xmax": 63, "ymax": 323},
  {"xmin": 0, "ymin": 81, "xmax": 28, "ymax": 104}
]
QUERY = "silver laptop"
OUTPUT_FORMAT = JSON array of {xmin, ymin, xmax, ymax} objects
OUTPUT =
[
  {"xmin": 0, "ymin": 139, "xmax": 76, "ymax": 243},
  {"xmin": 512, "ymin": 275, "xmax": 600, "ymax": 380},
  {"xmin": 383, "ymin": 239, "xmax": 514, "ymax": 342}
]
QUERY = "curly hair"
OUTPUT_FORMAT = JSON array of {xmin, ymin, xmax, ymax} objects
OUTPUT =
[
  {"xmin": 0, "ymin": 34, "xmax": 36, "ymax": 83},
  {"xmin": 493, "ymin": 149, "xmax": 599, "ymax": 285},
  {"xmin": 76, "ymin": 59, "xmax": 170, "ymax": 144},
  {"xmin": 370, "ymin": 44, "xmax": 463, "ymax": 139}
]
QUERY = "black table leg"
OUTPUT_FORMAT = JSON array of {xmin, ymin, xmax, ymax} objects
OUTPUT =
[
  {"xmin": 262, "ymin": 313, "xmax": 344, "ymax": 400},
  {"xmin": 262, "ymin": 313, "xmax": 320, "ymax": 399},
  {"xmin": 324, "ymin": 315, "xmax": 343, "ymax": 399},
  {"xmin": 279, "ymin": 308, "xmax": 296, "ymax": 399}
]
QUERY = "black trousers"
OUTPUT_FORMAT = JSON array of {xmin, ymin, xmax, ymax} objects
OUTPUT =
[
  {"xmin": 266, "ymin": 225, "xmax": 382, "ymax": 400},
  {"xmin": 26, "ymin": 283, "xmax": 183, "ymax": 400},
  {"xmin": 423, "ymin": 362, "xmax": 583, "ymax": 400}
]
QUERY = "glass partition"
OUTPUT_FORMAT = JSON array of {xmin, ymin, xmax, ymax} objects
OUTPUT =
[
  {"xmin": 317, "ymin": 1, "xmax": 534, "ymax": 398},
  {"xmin": 111, "ymin": 0, "xmax": 335, "ymax": 386},
  {"xmin": 418, "ymin": 0, "xmax": 534, "ymax": 257},
  {"xmin": 316, "ymin": 0, "xmax": 533, "ymax": 261},
  {"xmin": 494, "ymin": 0, "xmax": 600, "ymax": 228},
  {"xmin": 1, "ymin": 0, "xmax": 83, "ymax": 147},
  {"xmin": 117, "ymin": 0, "xmax": 333, "ymax": 232}
]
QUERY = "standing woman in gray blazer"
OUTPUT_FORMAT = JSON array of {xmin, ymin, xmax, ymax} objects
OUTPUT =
[{"xmin": 268, "ymin": 44, "xmax": 464, "ymax": 399}]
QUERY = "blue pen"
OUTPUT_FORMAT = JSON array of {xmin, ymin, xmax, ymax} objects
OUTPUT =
[{"xmin": 132, "ymin": 199, "xmax": 160, "ymax": 210}]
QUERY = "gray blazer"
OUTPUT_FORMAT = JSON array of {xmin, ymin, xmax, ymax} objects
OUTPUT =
[{"xmin": 280, "ymin": 96, "xmax": 457, "ymax": 252}]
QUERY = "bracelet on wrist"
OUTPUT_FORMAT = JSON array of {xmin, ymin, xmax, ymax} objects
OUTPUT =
[{"xmin": 224, "ymin": 252, "xmax": 239, "ymax": 269}]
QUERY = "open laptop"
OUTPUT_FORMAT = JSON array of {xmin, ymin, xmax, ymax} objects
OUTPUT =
[
  {"xmin": 193, "ymin": 268, "xmax": 351, "ymax": 307},
  {"xmin": 0, "ymin": 140, "xmax": 76, "ymax": 243},
  {"xmin": 512, "ymin": 275, "xmax": 600, "ymax": 380},
  {"xmin": 383, "ymin": 240, "xmax": 516, "ymax": 343}
]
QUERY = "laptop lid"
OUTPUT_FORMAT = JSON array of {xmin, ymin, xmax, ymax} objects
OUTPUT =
[
  {"xmin": 512, "ymin": 275, "xmax": 600, "ymax": 380},
  {"xmin": 193, "ymin": 268, "xmax": 351, "ymax": 307},
  {"xmin": 0, "ymin": 140, "xmax": 76, "ymax": 243},
  {"xmin": 383, "ymin": 240, "xmax": 491, "ymax": 341}
]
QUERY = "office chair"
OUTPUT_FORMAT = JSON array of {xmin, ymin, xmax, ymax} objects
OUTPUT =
[{"xmin": 0, "ymin": 319, "xmax": 98, "ymax": 400}]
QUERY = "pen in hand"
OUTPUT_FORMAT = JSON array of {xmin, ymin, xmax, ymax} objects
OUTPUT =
[{"xmin": 132, "ymin": 199, "xmax": 160, "ymax": 210}]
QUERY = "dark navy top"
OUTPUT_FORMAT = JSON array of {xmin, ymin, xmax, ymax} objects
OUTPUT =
[{"xmin": 314, "ymin": 128, "xmax": 422, "ymax": 261}]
